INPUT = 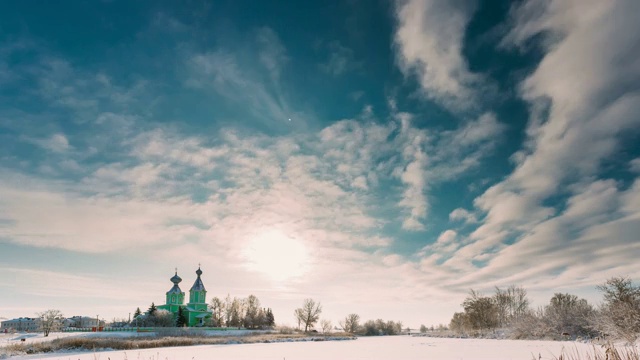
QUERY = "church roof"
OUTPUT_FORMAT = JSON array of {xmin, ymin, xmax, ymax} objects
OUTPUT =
[
  {"xmin": 190, "ymin": 266, "xmax": 206, "ymax": 291},
  {"xmin": 167, "ymin": 270, "xmax": 184, "ymax": 294}
]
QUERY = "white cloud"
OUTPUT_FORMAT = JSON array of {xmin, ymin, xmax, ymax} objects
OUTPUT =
[
  {"xmin": 449, "ymin": 208, "xmax": 477, "ymax": 224},
  {"xmin": 630, "ymin": 158, "xmax": 640, "ymax": 173},
  {"xmin": 436, "ymin": 0, "xmax": 640, "ymax": 291},
  {"xmin": 431, "ymin": 112, "xmax": 505, "ymax": 181},
  {"xmin": 26, "ymin": 133, "xmax": 71, "ymax": 153},
  {"xmin": 394, "ymin": 0, "xmax": 482, "ymax": 110},
  {"xmin": 447, "ymin": 178, "xmax": 640, "ymax": 293},
  {"xmin": 448, "ymin": 112, "xmax": 504, "ymax": 148},
  {"xmin": 436, "ymin": 230, "xmax": 457, "ymax": 245},
  {"xmin": 398, "ymin": 144, "xmax": 429, "ymax": 230}
]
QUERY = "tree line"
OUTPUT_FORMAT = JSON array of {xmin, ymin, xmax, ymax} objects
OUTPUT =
[
  {"xmin": 447, "ymin": 277, "xmax": 640, "ymax": 342},
  {"xmin": 291, "ymin": 298, "xmax": 404, "ymax": 336},
  {"xmin": 208, "ymin": 294, "xmax": 275, "ymax": 329}
]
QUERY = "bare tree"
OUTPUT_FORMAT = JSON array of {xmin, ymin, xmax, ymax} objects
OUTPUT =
[
  {"xmin": 243, "ymin": 295, "xmax": 261, "ymax": 329},
  {"xmin": 223, "ymin": 294, "xmax": 233, "ymax": 327},
  {"xmin": 511, "ymin": 307, "xmax": 549, "ymax": 339},
  {"xmin": 494, "ymin": 287, "xmax": 511, "ymax": 327},
  {"xmin": 494, "ymin": 285, "xmax": 530, "ymax": 327},
  {"xmin": 210, "ymin": 297, "xmax": 225, "ymax": 327},
  {"xmin": 462, "ymin": 290, "xmax": 498, "ymax": 331},
  {"xmin": 595, "ymin": 277, "xmax": 640, "ymax": 342},
  {"xmin": 449, "ymin": 312, "xmax": 468, "ymax": 334},
  {"xmin": 228, "ymin": 297, "xmax": 245, "ymax": 328},
  {"xmin": 294, "ymin": 298, "xmax": 322, "ymax": 332},
  {"xmin": 320, "ymin": 319, "xmax": 332, "ymax": 334},
  {"xmin": 509, "ymin": 285, "xmax": 530, "ymax": 323},
  {"xmin": 339, "ymin": 313, "xmax": 360, "ymax": 333},
  {"xmin": 37, "ymin": 309, "xmax": 64, "ymax": 337},
  {"xmin": 545, "ymin": 293, "xmax": 594, "ymax": 337}
]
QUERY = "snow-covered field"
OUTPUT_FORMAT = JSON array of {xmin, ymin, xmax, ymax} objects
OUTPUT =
[{"xmin": 3, "ymin": 333, "xmax": 625, "ymax": 360}]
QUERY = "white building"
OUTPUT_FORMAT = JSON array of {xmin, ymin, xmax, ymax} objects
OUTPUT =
[
  {"xmin": 64, "ymin": 316, "xmax": 102, "ymax": 328},
  {"xmin": 0, "ymin": 317, "xmax": 41, "ymax": 332}
]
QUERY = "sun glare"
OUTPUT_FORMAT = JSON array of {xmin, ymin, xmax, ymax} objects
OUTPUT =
[{"xmin": 243, "ymin": 230, "xmax": 310, "ymax": 282}]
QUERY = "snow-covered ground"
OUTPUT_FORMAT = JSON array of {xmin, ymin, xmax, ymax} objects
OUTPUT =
[{"xmin": 5, "ymin": 334, "xmax": 629, "ymax": 360}]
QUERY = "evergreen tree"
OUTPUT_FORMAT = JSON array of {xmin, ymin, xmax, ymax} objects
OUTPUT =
[
  {"xmin": 148, "ymin": 302, "xmax": 157, "ymax": 317},
  {"xmin": 134, "ymin": 307, "xmax": 142, "ymax": 319},
  {"xmin": 176, "ymin": 307, "xmax": 187, "ymax": 327},
  {"xmin": 266, "ymin": 308, "xmax": 275, "ymax": 327}
]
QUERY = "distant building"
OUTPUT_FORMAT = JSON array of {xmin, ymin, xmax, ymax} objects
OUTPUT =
[
  {"xmin": 157, "ymin": 266, "xmax": 212, "ymax": 327},
  {"xmin": 0, "ymin": 317, "xmax": 41, "ymax": 332},
  {"xmin": 64, "ymin": 316, "xmax": 103, "ymax": 328}
]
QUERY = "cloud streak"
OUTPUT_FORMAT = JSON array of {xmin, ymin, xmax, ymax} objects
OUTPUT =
[
  {"xmin": 394, "ymin": 0, "xmax": 483, "ymax": 111},
  {"xmin": 431, "ymin": 0, "xmax": 640, "ymax": 292}
]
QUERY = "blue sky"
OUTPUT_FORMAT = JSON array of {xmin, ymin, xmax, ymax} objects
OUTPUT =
[{"xmin": 1, "ymin": 0, "xmax": 639, "ymax": 327}]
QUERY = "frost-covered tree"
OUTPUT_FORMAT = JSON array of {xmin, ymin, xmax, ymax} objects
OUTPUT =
[
  {"xmin": 294, "ymin": 298, "xmax": 322, "ymax": 332},
  {"xmin": 494, "ymin": 286, "xmax": 530, "ymax": 327},
  {"xmin": 223, "ymin": 294, "xmax": 233, "ymax": 327},
  {"xmin": 37, "ymin": 309, "xmax": 64, "ymax": 337},
  {"xmin": 152, "ymin": 309, "xmax": 176, "ymax": 327},
  {"xmin": 462, "ymin": 290, "xmax": 498, "ymax": 331},
  {"xmin": 420, "ymin": 324, "xmax": 427, "ymax": 333},
  {"xmin": 243, "ymin": 295, "xmax": 261, "ymax": 329},
  {"xmin": 545, "ymin": 293, "xmax": 594, "ymax": 337},
  {"xmin": 340, "ymin": 313, "xmax": 360, "ymax": 333},
  {"xmin": 320, "ymin": 319, "xmax": 332, "ymax": 333},
  {"xmin": 449, "ymin": 312, "xmax": 468, "ymax": 333},
  {"xmin": 227, "ymin": 297, "xmax": 244, "ymax": 328},
  {"xmin": 210, "ymin": 297, "xmax": 224, "ymax": 327},
  {"xmin": 511, "ymin": 307, "xmax": 548, "ymax": 339},
  {"xmin": 358, "ymin": 319, "xmax": 402, "ymax": 336},
  {"xmin": 595, "ymin": 277, "xmax": 640, "ymax": 342}
]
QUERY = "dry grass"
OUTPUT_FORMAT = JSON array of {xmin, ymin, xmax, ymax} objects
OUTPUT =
[
  {"xmin": 0, "ymin": 332, "xmax": 356, "ymax": 357},
  {"xmin": 539, "ymin": 343, "xmax": 640, "ymax": 360}
]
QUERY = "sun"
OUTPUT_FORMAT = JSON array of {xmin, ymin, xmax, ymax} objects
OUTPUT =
[{"xmin": 242, "ymin": 230, "xmax": 310, "ymax": 282}]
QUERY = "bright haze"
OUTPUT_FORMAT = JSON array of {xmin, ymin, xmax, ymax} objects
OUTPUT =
[{"xmin": 1, "ymin": 0, "xmax": 639, "ymax": 327}]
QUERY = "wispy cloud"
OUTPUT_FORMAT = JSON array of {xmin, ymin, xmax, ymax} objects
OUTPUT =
[
  {"xmin": 393, "ymin": 0, "xmax": 483, "ymax": 111},
  {"xmin": 319, "ymin": 41, "xmax": 359, "ymax": 76},
  {"xmin": 0, "ymin": 267, "xmax": 157, "ymax": 300},
  {"xmin": 449, "ymin": 208, "xmax": 478, "ymax": 224},
  {"xmin": 185, "ymin": 27, "xmax": 306, "ymax": 129},
  {"xmin": 430, "ymin": 0, "xmax": 640, "ymax": 291},
  {"xmin": 23, "ymin": 133, "xmax": 71, "ymax": 153},
  {"xmin": 3, "ymin": 2, "xmax": 637, "ymax": 326},
  {"xmin": 256, "ymin": 26, "xmax": 289, "ymax": 82}
]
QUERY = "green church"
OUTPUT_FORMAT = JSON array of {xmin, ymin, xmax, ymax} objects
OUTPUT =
[{"xmin": 158, "ymin": 266, "xmax": 213, "ymax": 327}]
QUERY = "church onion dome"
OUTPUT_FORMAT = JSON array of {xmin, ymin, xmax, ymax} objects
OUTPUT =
[
  {"xmin": 191, "ymin": 266, "xmax": 206, "ymax": 291},
  {"xmin": 170, "ymin": 271, "xmax": 182, "ymax": 285},
  {"xmin": 167, "ymin": 270, "xmax": 183, "ymax": 294}
]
